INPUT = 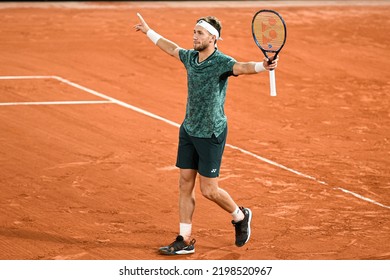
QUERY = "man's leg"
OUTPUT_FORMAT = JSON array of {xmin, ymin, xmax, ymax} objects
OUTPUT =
[
  {"xmin": 158, "ymin": 168, "xmax": 197, "ymax": 255},
  {"xmin": 199, "ymin": 175, "xmax": 252, "ymax": 247},
  {"xmin": 198, "ymin": 175, "xmax": 238, "ymax": 213},
  {"xmin": 179, "ymin": 168, "xmax": 197, "ymax": 237}
]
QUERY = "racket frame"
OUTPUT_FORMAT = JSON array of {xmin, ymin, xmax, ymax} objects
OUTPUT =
[
  {"xmin": 251, "ymin": 9, "xmax": 287, "ymax": 96},
  {"xmin": 251, "ymin": 9, "xmax": 287, "ymax": 64}
]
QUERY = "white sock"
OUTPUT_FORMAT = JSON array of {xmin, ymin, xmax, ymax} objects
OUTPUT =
[
  {"xmin": 179, "ymin": 223, "xmax": 192, "ymax": 241},
  {"xmin": 231, "ymin": 206, "xmax": 244, "ymax": 222}
]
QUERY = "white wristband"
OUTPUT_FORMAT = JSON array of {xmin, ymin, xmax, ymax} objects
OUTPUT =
[
  {"xmin": 146, "ymin": 29, "xmax": 162, "ymax": 45},
  {"xmin": 255, "ymin": 62, "xmax": 266, "ymax": 72}
]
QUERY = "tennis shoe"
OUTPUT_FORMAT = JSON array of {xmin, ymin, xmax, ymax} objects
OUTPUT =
[
  {"xmin": 158, "ymin": 235, "xmax": 196, "ymax": 255},
  {"xmin": 232, "ymin": 207, "xmax": 252, "ymax": 247}
]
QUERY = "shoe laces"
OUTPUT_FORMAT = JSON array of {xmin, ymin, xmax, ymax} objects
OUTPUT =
[{"xmin": 169, "ymin": 235, "xmax": 196, "ymax": 249}]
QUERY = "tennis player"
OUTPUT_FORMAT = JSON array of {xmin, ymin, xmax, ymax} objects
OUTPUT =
[{"xmin": 134, "ymin": 14, "xmax": 278, "ymax": 255}]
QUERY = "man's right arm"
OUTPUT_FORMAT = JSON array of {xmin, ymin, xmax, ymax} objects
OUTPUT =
[
  {"xmin": 155, "ymin": 35, "xmax": 181, "ymax": 59},
  {"xmin": 134, "ymin": 13, "xmax": 181, "ymax": 60}
]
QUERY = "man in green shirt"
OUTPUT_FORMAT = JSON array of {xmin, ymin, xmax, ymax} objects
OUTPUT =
[{"xmin": 134, "ymin": 14, "xmax": 278, "ymax": 255}]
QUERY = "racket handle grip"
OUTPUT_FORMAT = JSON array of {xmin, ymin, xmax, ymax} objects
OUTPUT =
[{"xmin": 269, "ymin": 70, "xmax": 277, "ymax": 96}]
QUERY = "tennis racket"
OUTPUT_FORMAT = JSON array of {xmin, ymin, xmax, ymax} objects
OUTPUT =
[{"xmin": 252, "ymin": 10, "xmax": 287, "ymax": 96}]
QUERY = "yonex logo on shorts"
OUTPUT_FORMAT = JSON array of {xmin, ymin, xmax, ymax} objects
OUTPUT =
[{"xmin": 211, "ymin": 169, "xmax": 217, "ymax": 173}]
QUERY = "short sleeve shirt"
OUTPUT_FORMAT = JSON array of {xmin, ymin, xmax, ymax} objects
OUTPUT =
[{"xmin": 179, "ymin": 48, "xmax": 236, "ymax": 138}]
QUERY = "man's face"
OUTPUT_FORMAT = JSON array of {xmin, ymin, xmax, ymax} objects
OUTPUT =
[{"xmin": 193, "ymin": 25, "xmax": 214, "ymax": 51}]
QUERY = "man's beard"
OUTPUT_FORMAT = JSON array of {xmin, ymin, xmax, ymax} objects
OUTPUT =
[{"xmin": 194, "ymin": 41, "xmax": 208, "ymax": 51}]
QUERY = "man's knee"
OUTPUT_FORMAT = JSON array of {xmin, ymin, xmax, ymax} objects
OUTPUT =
[
  {"xmin": 179, "ymin": 169, "xmax": 197, "ymax": 190},
  {"xmin": 199, "ymin": 177, "xmax": 219, "ymax": 201}
]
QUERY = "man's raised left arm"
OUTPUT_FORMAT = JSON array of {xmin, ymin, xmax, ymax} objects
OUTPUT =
[{"xmin": 233, "ymin": 57, "xmax": 278, "ymax": 76}]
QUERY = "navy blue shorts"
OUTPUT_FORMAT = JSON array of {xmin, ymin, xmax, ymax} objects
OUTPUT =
[{"xmin": 176, "ymin": 125, "xmax": 227, "ymax": 178}]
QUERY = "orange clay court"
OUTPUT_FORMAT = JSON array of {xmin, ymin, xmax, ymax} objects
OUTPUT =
[{"xmin": 0, "ymin": 1, "xmax": 389, "ymax": 260}]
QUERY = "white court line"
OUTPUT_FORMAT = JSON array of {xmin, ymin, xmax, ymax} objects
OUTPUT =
[
  {"xmin": 1, "ymin": 75, "xmax": 389, "ymax": 210},
  {"xmin": 52, "ymin": 75, "xmax": 181, "ymax": 128},
  {"xmin": 0, "ymin": 100, "xmax": 113, "ymax": 106},
  {"xmin": 0, "ymin": 75, "xmax": 53, "ymax": 80}
]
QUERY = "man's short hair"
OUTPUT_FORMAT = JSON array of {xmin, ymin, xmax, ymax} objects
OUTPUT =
[{"xmin": 197, "ymin": 16, "xmax": 222, "ymax": 39}]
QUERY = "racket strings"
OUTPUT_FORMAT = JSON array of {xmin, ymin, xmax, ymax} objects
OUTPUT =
[{"xmin": 253, "ymin": 14, "xmax": 285, "ymax": 51}]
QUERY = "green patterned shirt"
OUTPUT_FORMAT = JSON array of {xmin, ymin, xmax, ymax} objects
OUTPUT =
[{"xmin": 179, "ymin": 48, "xmax": 236, "ymax": 138}]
